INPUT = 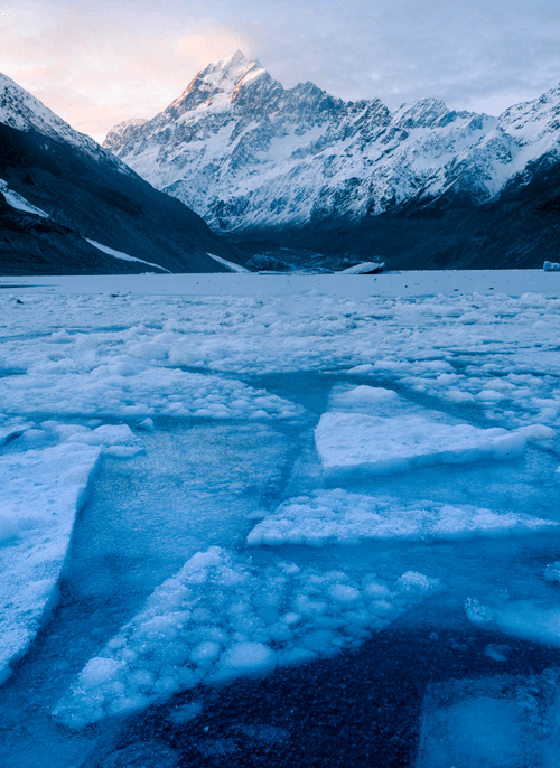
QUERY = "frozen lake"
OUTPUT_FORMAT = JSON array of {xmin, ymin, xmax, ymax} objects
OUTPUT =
[
  {"xmin": 1, "ymin": 270, "xmax": 560, "ymax": 767},
  {"xmin": 1, "ymin": 267, "xmax": 559, "ymax": 298}
]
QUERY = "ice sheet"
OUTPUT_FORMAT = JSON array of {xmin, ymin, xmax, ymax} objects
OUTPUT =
[
  {"xmin": 247, "ymin": 489, "xmax": 558, "ymax": 547},
  {"xmin": 315, "ymin": 411, "xmax": 526, "ymax": 478}
]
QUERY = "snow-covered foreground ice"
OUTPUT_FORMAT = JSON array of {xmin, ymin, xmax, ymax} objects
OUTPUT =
[
  {"xmin": 54, "ymin": 546, "xmax": 439, "ymax": 728},
  {"xmin": 0, "ymin": 366, "xmax": 303, "ymax": 420},
  {"xmin": 0, "ymin": 423, "xmax": 144, "ymax": 686},
  {"xmin": 1, "ymin": 271, "xmax": 560, "ymax": 768},
  {"xmin": 0, "ymin": 443, "xmax": 100, "ymax": 685},
  {"xmin": 247, "ymin": 489, "xmax": 559, "ymax": 547}
]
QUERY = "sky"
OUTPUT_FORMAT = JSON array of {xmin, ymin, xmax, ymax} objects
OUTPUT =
[{"xmin": 2, "ymin": 0, "xmax": 560, "ymax": 143}]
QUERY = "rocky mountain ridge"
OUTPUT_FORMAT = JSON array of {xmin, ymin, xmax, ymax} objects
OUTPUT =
[{"xmin": 103, "ymin": 50, "xmax": 560, "ymax": 254}]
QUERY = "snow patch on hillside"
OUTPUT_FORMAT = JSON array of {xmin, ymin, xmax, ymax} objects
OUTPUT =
[
  {"xmin": 206, "ymin": 252, "xmax": 251, "ymax": 273},
  {"xmin": 85, "ymin": 239, "xmax": 170, "ymax": 272},
  {"xmin": 0, "ymin": 178, "xmax": 48, "ymax": 218}
]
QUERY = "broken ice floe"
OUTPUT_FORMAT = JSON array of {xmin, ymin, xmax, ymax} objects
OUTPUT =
[
  {"xmin": 315, "ymin": 411, "xmax": 527, "ymax": 478},
  {"xmin": 495, "ymin": 602, "xmax": 560, "ymax": 647},
  {"xmin": 327, "ymin": 384, "xmax": 400, "ymax": 413},
  {"xmin": 0, "ymin": 367, "xmax": 303, "ymax": 421},
  {"xmin": 247, "ymin": 489, "xmax": 558, "ymax": 547},
  {"xmin": 464, "ymin": 598, "xmax": 496, "ymax": 625},
  {"xmin": 0, "ymin": 417, "xmax": 36, "ymax": 447},
  {"xmin": 0, "ymin": 419, "xmax": 148, "ymax": 686},
  {"xmin": 40, "ymin": 422, "xmax": 144, "ymax": 458},
  {"xmin": 465, "ymin": 595, "xmax": 560, "ymax": 648},
  {"xmin": 484, "ymin": 644, "xmax": 511, "ymax": 662},
  {"xmin": 544, "ymin": 561, "xmax": 560, "ymax": 582},
  {"xmin": 0, "ymin": 443, "xmax": 102, "ymax": 685},
  {"xmin": 54, "ymin": 546, "xmax": 439, "ymax": 728}
]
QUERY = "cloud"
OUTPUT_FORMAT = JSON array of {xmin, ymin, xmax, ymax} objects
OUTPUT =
[
  {"xmin": 251, "ymin": 0, "xmax": 560, "ymax": 111},
  {"xmin": 2, "ymin": 0, "xmax": 560, "ymax": 142},
  {"xmin": 1, "ymin": 4, "xmax": 253, "ymax": 140},
  {"xmin": 173, "ymin": 32, "xmax": 253, "ymax": 67},
  {"xmin": 0, "ymin": 5, "xmax": 21, "ymax": 19}
]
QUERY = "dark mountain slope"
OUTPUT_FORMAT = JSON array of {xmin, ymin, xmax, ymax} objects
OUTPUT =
[
  {"xmin": 0, "ymin": 74, "xmax": 246, "ymax": 275},
  {"xmin": 0, "ymin": 182, "xmax": 140, "ymax": 274},
  {"xmin": 232, "ymin": 153, "xmax": 560, "ymax": 270}
]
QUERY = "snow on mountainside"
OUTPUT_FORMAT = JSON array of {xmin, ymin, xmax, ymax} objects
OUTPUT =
[
  {"xmin": 0, "ymin": 73, "xmax": 131, "ymax": 171},
  {"xmin": 103, "ymin": 51, "xmax": 560, "ymax": 235}
]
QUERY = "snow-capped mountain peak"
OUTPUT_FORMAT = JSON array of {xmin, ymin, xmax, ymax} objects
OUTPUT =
[
  {"xmin": 103, "ymin": 59, "xmax": 560, "ymax": 244},
  {"xmin": 169, "ymin": 50, "xmax": 266, "ymax": 113},
  {"xmin": 109, "ymin": 118, "xmax": 148, "ymax": 135},
  {"xmin": 392, "ymin": 98, "xmax": 462, "ymax": 130}
]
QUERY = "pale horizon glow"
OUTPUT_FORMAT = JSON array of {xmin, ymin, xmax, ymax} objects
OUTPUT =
[{"xmin": 2, "ymin": 1, "xmax": 559, "ymax": 144}]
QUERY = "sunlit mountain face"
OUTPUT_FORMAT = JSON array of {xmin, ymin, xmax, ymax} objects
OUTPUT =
[{"xmin": 103, "ymin": 50, "xmax": 560, "ymax": 270}]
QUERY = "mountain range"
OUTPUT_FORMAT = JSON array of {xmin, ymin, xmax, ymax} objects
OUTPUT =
[
  {"xmin": 2, "ymin": 54, "xmax": 560, "ymax": 274},
  {"xmin": 0, "ymin": 73, "xmax": 244, "ymax": 275},
  {"xmin": 104, "ymin": 50, "xmax": 560, "ymax": 270}
]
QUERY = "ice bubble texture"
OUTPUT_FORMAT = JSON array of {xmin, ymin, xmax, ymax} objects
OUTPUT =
[{"xmin": 55, "ymin": 546, "xmax": 439, "ymax": 728}]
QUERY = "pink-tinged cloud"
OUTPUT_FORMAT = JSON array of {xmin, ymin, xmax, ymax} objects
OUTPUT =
[
  {"xmin": 2, "ymin": 0, "xmax": 560, "ymax": 142},
  {"xmin": 1, "ymin": 5, "xmax": 252, "ymax": 142}
]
